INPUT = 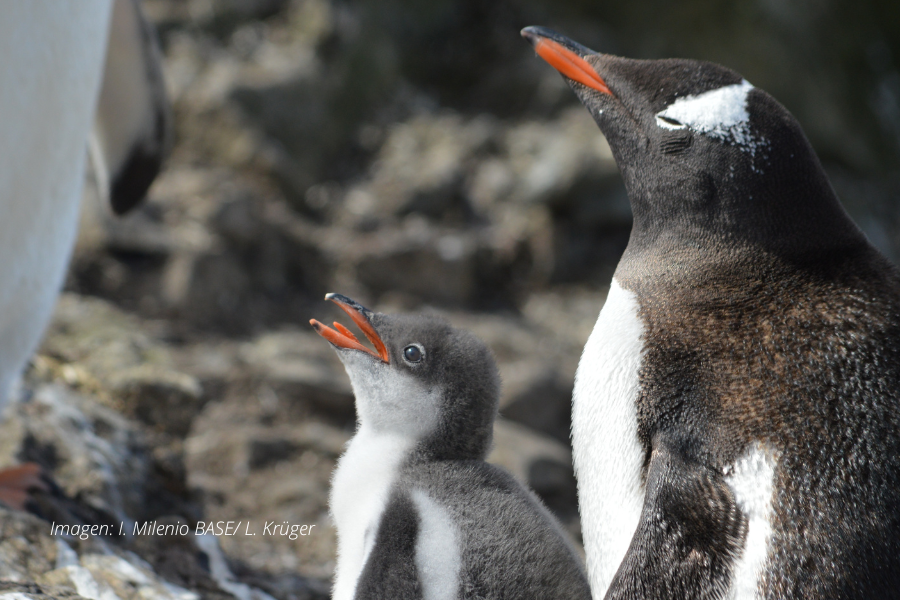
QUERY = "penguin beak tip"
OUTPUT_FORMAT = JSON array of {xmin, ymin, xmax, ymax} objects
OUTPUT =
[
  {"xmin": 521, "ymin": 26, "xmax": 612, "ymax": 97},
  {"xmin": 312, "ymin": 294, "xmax": 390, "ymax": 363}
]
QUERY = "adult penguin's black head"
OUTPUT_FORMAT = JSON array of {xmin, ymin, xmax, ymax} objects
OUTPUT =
[
  {"xmin": 311, "ymin": 294, "xmax": 500, "ymax": 461},
  {"xmin": 522, "ymin": 27, "xmax": 865, "ymax": 273}
]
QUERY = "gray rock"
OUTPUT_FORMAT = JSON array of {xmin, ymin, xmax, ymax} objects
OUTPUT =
[
  {"xmin": 343, "ymin": 113, "xmax": 497, "ymax": 223},
  {"xmin": 0, "ymin": 509, "xmax": 59, "ymax": 584},
  {"xmin": 184, "ymin": 383, "xmax": 346, "ymax": 582},
  {"xmin": 0, "ymin": 383, "xmax": 149, "ymax": 525},
  {"xmin": 109, "ymin": 367, "xmax": 204, "ymax": 437},
  {"xmin": 0, "ymin": 582, "xmax": 86, "ymax": 600},
  {"xmin": 239, "ymin": 329, "xmax": 355, "ymax": 419},
  {"xmin": 0, "ymin": 504, "xmax": 229, "ymax": 600},
  {"xmin": 500, "ymin": 364, "xmax": 572, "ymax": 443},
  {"xmin": 351, "ymin": 223, "xmax": 484, "ymax": 307}
]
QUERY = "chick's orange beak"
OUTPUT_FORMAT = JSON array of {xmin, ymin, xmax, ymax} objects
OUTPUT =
[{"xmin": 310, "ymin": 294, "xmax": 390, "ymax": 363}]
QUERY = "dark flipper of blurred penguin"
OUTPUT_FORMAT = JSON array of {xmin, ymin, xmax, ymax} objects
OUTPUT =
[{"xmin": 89, "ymin": 0, "xmax": 171, "ymax": 215}]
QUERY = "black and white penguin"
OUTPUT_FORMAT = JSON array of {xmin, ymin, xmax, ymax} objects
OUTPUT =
[
  {"xmin": 311, "ymin": 294, "xmax": 591, "ymax": 600},
  {"xmin": 0, "ymin": 0, "xmax": 169, "ymax": 506},
  {"xmin": 523, "ymin": 26, "xmax": 900, "ymax": 600}
]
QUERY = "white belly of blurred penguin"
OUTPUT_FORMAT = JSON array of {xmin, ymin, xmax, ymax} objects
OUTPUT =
[{"xmin": 0, "ymin": 1, "xmax": 112, "ymax": 406}]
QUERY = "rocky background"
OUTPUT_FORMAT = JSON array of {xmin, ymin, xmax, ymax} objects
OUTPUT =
[{"xmin": 1, "ymin": 0, "xmax": 898, "ymax": 598}]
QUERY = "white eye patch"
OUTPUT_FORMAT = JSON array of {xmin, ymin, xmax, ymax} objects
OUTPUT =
[{"xmin": 655, "ymin": 80, "xmax": 764, "ymax": 154}]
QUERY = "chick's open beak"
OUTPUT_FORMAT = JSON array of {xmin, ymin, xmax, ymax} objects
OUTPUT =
[{"xmin": 310, "ymin": 294, "xmax": 390, "ymax": 363}]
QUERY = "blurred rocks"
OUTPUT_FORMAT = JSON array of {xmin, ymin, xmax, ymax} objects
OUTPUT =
[
  {"xmin": 237, "ymin": 329, "xmax": 354, "ymax": 418},
  {"xmin": 0, "ymin": 296, "xmax": 334, "ymax": 599},
  {"xmin": 70, "ymin": 0, "xmax": 897, "ymax": 337},
  {"xmin": 1, "ymin": 382, "xmax": 148, "ymax": 525},
  {"xmin": 0, "ymin": 501, "xmax": 268, "ymax": 600},
  {"xmin": 71, "ymin": 0, "xmax": 643, "ymax": 329},
  {"xmin": 184, "ymin": 378, "xmax": 343, "ymax": 581}
]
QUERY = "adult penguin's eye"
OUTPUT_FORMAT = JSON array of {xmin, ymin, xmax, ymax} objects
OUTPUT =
[
  {"xmin": 656, "ymin": 114, "xmax": 685, "ymax": 128},
  {"xmin": 403, "ymin": 345, "xmax": 424, "ymax": 363}
]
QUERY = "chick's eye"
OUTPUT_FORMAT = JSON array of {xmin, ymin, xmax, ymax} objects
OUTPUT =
[{"xmin": 403, "ymin": 345, "xmax": 423, "ymax": 363}]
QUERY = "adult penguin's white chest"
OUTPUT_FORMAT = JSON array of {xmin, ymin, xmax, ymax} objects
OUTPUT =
[
  {"xmin": 0, "ymin": 2, "xmax": 112, "ymax": 403},
  {"xmin": 571, "ymin": 279, "xmax": 646, "ymax": 596}
]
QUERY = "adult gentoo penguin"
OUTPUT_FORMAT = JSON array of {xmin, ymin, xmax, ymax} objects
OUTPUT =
[
  {"xmin": 0, "ymin": 0, "xmax": 169, "ymax": 506},
  {"xmin": 311, "ymin": 294, "xmax": 591, "ymax": 600},
  {"xmin": 523, "ymin": 26, "xmax": 900, "ymax": 600}
]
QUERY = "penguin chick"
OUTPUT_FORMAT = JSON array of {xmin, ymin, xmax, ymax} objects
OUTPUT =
[
  {"xmin": 311, "ymin": 294, "xmax": 591, "ymax": 600},
  {"xmin": 523, "ymin": 26, "xmax": 900, "ymax": 600}
]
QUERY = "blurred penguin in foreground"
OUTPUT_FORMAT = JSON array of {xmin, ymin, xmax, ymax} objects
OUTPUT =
[{"xmin": 0, "ymin": 0, "xmax": 170, "ymax": 508}]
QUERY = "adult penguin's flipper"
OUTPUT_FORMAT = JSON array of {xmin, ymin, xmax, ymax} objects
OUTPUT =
[{"xmin": 604, "ymin": 443, "xmax": 748, "ymax": 600}]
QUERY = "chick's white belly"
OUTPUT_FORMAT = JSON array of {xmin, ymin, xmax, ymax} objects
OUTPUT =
[{"xmin": 330, "ymin": 427, "xmax": 414, "ymax": 600}]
